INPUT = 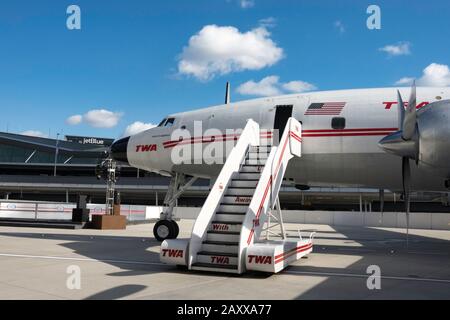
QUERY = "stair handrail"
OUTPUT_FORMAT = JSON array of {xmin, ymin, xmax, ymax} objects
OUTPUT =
[
  {"xmin": 238, "ymin": 118, "xmax": 302, "ymax": 273},
  {"xmin": 188, "ymin": 119, "xmax": 260, "ymax": 269}
]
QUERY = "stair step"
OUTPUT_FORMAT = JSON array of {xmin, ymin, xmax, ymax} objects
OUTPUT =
[
  {"xmin": 248, "ymin": 147, "xmax": 271, "ymax": 153},
  {"xmin": 218, "ymin": 204, "xmax": 248, "ymax": 213},
  {"xmin": 230, "ymin": 180, "xmax": 258, "ymax": 188},
  {"xmin": 215, "ymin": 211, "xmax": 246, "ymax": 215},
  {"xmin": 210, "ymin": 221, "xmax": 242, "ymax": 232},
  {"xmin": 220, "ymin": 202, "xmax": 249, "ymax": 207},
  {"xmin": 203, "ymin": 240, "xmax": 239, "ymax": 246},
  {"xmin": 213, "ymin": 213, "xmax": 245, "ymax": 223},
  {"xmin": 211, "ymin": 220, "xmax": 242, "ymax": 225},
  {"xmin": 207, "ymin": 230, "xmax": 240, "ymax": 235},
  {"xmin": 202, "ymin": 242, "xmax": 239, "ymax": 254},
  {"xmin": 191, "ymin": 262, "xmax": 238, "ymax": 271},
  {"xmin": 240, "ymin": 165, "xmax": 264, "ymax": 173},
  {"xmin": 225, "ymin": 188, "xmax": 255, "ymax": 196},
  {"xmin": 237, "ymin": 173, "xmax": 261, "ymax": 180},
  {"xmin": 198, "ymin": 251, "xmax": 238, "ymax": 257},
  {"xmin": 224, "ymin": 187, "xmax": 255, "ymax": 197},
  {"xmin": 245, "ymin": 150, "xmax": 270, "ymax": 159},
  {"xmin": 207, "ymin": 231, "xmax": 240, "ymax": 242},
  {"xmin": 221, "ymin": 196, "xmax": 252, "ymax": 205},
  {"xmin": 244, "ymin": 158, "xmax": 267, "ymax": 165},
  {"xmin": 196, "ymin": 253, "xmax": 239, "ymax": 265},
  {"xmin": 249, "ymin": 146, "xmax": 272, "ymax": 153}
]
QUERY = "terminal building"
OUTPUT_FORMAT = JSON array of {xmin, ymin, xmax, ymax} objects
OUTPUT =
[{"xmin": 0, "ymin": 131, "xmax": 448, "ymax": 212}]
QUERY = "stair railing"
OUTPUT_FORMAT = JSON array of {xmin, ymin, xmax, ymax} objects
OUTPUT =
[
  {"xmin": 238, "ymin": 118, "xmax": 302, "ymax": 273},
  {"xmin": 188, "ymin": 119, "xmax": 260, "ymax": 269}
]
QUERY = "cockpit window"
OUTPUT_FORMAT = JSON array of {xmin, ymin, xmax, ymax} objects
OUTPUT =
[
  {"xmin": 157, "ymin": 118, "xmax": 167, "ymax": 127},
  {"xmin": 157, "ymin": 117, "xmax": 175, "ymax": 127},
  {"xmin": 165, "ymin": 118, "xmax": 175, "ymax": 127}
]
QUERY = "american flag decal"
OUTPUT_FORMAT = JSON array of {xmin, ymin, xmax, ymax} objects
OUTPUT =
[{"xmin": 304, "ymin": 102, "xmax": 346, "ymax": 116}]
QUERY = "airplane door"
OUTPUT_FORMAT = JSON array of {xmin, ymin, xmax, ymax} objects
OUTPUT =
[{"xmin": 274, "ymin": 105, "xmax": 293, "ymax": 143}]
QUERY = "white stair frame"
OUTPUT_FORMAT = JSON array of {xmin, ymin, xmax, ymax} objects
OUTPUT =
[
  {"xmin": 187, "ymin": 119, "xmax": 260, "ymax": 269},
  {"xmin": 238, "ymin": 118, "xmax": 302, "ymax": 274},
  {"xmin": 161, "ymin": 118, "xmax": 306, "ymax": 274}
]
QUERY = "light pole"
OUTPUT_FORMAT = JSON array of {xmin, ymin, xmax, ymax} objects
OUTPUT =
[{"xmin": 53, "ymin": 133, "xmax": 60, "ymax": 177}]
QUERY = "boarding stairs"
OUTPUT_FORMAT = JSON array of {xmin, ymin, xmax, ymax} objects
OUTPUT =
[{"xmin": 160, "ymin": 118, "xmax": 314, "ymax": 274}]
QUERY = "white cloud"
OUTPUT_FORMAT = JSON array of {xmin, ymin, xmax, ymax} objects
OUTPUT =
[
  {"xmin": 83, "ymin": 109, "xmax": 123, "ymax": 128},
  {"xmin": 66, "ymin": 114, "xmax": 82, "ymax": 125},
  {"xmin": 395, "ymin": 77, "xmax": 415, "ymax": 86},
  {"xmin": 395, "ymin": 63, "xmax": 450, "ymax": 87},
  {"xmin": 379, "ymin": 42, "xmax": 411, "ymax": 56},
  {"xmin": 123, "ymin": 121, "xmax": 157, "ymax": 137},
  {"xmin": 240, "ymin": 0, "xmax": 255, "ymax": 9},
  {"xmin": 282, "ymin": 80, "xmax": 317, "ymax": 93},
  {"xmin": 237, "ymin": 76, "xmax": 317, "ymax": 97},
  {"xmin": 417, "ymin": 63, "xmax": 450, "ymax": 86},
  {"xmin": 178, "ymin": 25, "xmax": 284, "ymax": 81},
  {"xmin": 334, "ymin": 21, "xmax": 345, "ymax": 34},
  {"xmin": 237, "ymin": 76, "xmax": 283, "ymax": 97},
  {"xmin": 67, "ymin": 109, "xmax": 123, "ymax": 129},
  {"xmin": 20, "ymin": 130, "xmax": 49, "ymax": 138}
]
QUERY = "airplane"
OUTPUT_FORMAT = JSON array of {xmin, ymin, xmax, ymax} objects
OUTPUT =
[{"xmin": 110, "ymin": 84, "xmax": 450, "ymax": 245}]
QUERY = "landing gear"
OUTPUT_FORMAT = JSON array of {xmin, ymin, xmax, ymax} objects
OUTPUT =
[
  {"xmin": 171, "ymin": 220, "xmax": 180, "ymax": 238},
  {"xmin": 153, "ymin": 220, "xmax": 179, "ymax": 242},
  {"xmin": 153, "ymin": 173, "xmax": 197, "ymax": 242}
]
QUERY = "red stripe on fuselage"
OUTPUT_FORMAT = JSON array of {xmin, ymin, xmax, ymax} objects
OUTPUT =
[
  {"xmin": 161, "ymin": 128, "xmax": 395, "ymax": 149},
  {"xmin": 302, "ymin": 127, "xmax": 397, "ymax": 133},
  {"xmin": 163, "ymin": 132, "xmax": 273, "ymax": 149}
]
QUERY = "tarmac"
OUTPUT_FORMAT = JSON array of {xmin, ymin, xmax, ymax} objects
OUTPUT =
[{"xmin": 0, "ymin": 220, "xmax": 449, "ymax": 300}]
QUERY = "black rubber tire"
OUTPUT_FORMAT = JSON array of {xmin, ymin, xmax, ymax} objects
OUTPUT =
[
  {"xmin": 153, "ymin": 220, "xmax": 176, "ymax": 242},
  {"xmin": 170, "ymin": 220, "xmax": 180, "ymax": 239}
]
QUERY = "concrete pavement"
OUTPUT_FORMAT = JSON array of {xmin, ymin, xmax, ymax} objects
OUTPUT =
[{"xmin": 0, "ymin": 220, "xmax": 449, "ymax": 299}]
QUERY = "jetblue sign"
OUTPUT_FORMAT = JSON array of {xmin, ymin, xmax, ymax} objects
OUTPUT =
[{"xmin": 66, "ymin": 135, "xmax": 114, "ymax": 147}]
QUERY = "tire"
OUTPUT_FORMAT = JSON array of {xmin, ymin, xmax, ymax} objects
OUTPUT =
[
  {"xmin": 153, "ymin": 220, "xmax": 176, "ymax": 242},
  {"xmin": 170, "ymin": 220, "xmax": 180, "ymax": 239}
]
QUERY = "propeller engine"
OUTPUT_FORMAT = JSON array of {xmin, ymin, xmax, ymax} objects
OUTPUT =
[
  {"xmin": 379, "ymin": 84, "xmax": 418, "ymax": 248},
  {"xmin": 379, "ymin": 82, "xmax": 450, "ymax": 248}
]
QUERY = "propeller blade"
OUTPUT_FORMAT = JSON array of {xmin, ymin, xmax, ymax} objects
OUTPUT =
[
  {"xmin": 402, "ymin": 157, "xmax": 411, "ymax": 249},
  {"xmin": 397, "ymin": 90, "xmax": 405, "ymax": 130},
  {"xmin": 402, "ymin": 81, "xmax": 417, "ymax": 140}
]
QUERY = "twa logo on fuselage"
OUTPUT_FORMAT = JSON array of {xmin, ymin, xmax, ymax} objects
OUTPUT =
[
  {"xmin": 235, "ymin": 196, "xmax": 251, "ymax": 204},
  {"xmin": 136, "ymin": 144, "xmax": 157, "ymax": 152},
  {"xmin": 212, "ymin": 224, "xmax": 229, "ymax": 231},
  {"xmin": 248, "ymin": 255, "xmax": 272, "ymax": 265},
  {"xmin": 161, "ymin": 249, "xmax": 183, "ymax": 258},
  {"xmin": 383, "ymin": 101, "xmax": 429, "ymax": 110},
  {"xmin": 211, "ymin": 256, "xmax": 230, "ymax": 264}
]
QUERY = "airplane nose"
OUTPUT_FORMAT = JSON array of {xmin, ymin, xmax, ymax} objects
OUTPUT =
[{"xmin": 110, "ymin": 137, "xmax": 130, "ymax": 164}]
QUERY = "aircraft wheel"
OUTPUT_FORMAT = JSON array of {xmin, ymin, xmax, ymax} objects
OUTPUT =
[
  {"xmin": 171, "ymin": 220, "xmax": 180, "ymax": 239},
  {"xmin": 153, "ymin": 220, "xmax": 176, "ymax": 242}
]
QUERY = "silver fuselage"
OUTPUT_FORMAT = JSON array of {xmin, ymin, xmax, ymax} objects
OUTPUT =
[{"xmin": 126, "ymin": 87, "xmax": 450, "ymax": 192}]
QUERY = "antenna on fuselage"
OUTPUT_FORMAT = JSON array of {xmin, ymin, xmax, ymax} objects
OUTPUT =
[{"xmin": 225, "ymin": 82, "xmax": 231, "ymax": 104}]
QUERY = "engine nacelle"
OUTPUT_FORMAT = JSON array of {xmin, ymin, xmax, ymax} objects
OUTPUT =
[{"xmin": 417, "ymin": 100, "xmax": 450, "ymax": 177}]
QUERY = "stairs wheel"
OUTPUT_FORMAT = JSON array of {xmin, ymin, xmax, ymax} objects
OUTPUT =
[{"xmin": 153, "ymin": 220, "xmax": 177, "ymax": 242}]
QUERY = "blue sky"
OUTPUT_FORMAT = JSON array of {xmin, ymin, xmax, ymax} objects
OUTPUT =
[{"xmin": 0, "ymin": 0, "xmax": 449, "ymax": 139}]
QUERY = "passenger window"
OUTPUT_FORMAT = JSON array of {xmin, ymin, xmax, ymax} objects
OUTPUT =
[
  {"xmin": 165, "ymin": 118, "xmax": 175, "ymax": 127},
  {"xmin": 331, "ymin": 117, "xmax": 346, "ymax": 130}
]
